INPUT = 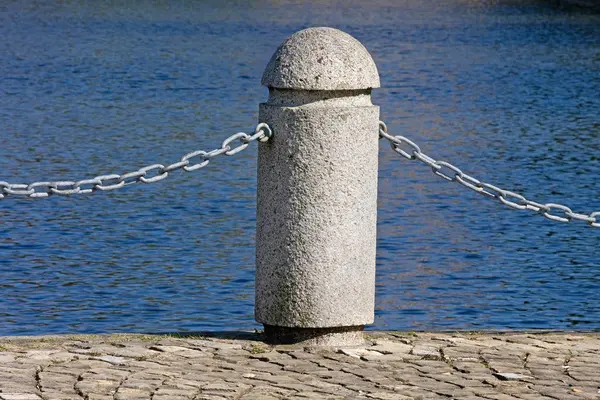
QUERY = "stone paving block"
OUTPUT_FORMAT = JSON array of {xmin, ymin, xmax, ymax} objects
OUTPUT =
[
  {"xmin": 163, "ymin": 377, "xmax": 205, "ymax": 389},
  {"xmin": 337, "ymin": 348, "xmax": 385, "ymax": 360},
  {"xmin": 571, "ymin": 341, "xmax": 600, "ymax": 352},
  {"xmin": 10, "ymin": 359, "xmax": 50, "ymax": 368},
  {"xmin": 479, "ymin": 394, "xmax": 522, "ymax": 400},
  {"xmin": 38, "ymin": 371, "xmax": 75, "ymax": 387},
  {"xmin": 121, "ymin": 379, "xmax": 163, "ymax": 391},
  {"xmin": 105, "ymin": 347, "xmax": 160, "ymax": 359},
  {"xmin": 151, "ymin": 345, "xmax": 211, "ymax": 359},
  {"xmin": 75, "ymin": 379, "xmax": 120, "ymax": 396},
  {"xmin": 58, "ymin": 359, "xmax": 112, "ymax": 370},
  {"xmin": 46, "ymin": 352, "xmax": 76, "ymax": 364},
  {"xmin": 0, "ymin": 378, "xmax": 37, "ymax": 390},
  {"xmin": 113, "ymin": 387, "xmax": 150, "ymax": 400},
  {"xmin": 275, "ymin": 349, "xmax": 315, "ymax": 359},
  {"xmin": 529, "ymin": 385, "xmax": 590, "ymax": 400},
  {"xmin": 249, "ymin": 350, "xmax": 294, "ymax": 364},
  {"xmin": 0, "ymin": 333, "xmax": 599, "ymax": 400},
  {"xmin": 282, "ymin": 360, "xmax": 320, "ymax": 374},
  {"xmin": 365, "ymin": 392, "xmax": 413, "ymax": 399},
  {"xmin": 39, "ymin": 393, "xmax": 82, "ymax": 400},
  {"xmin": 250, "ymin": 384, "xmax": 295, "ymax": 397},
  {"xmin": 66, "ymin": 345, "xmax": 115, "ymax": 355},
  {"xmin": 320, "ymin": 352, "xmax": 366, "ymax": 365},
  {"xmin": 407, "ymin": 358, "xmax": 453, "ymax": 372},
  {"xmin": 371, "ymin": 339, "xmax": 413, "ymax": 354},
  {"xmin": 89, "ymin": 355, "xmax": 129, "ymax": 365},
  {"xmin": 442, "ymin": 348, "xmax": 480, "ymax": 362},
  {"xmin": 0, "ymin": 354, "xmax": 18, "ymax": 363},
  {"xmin": 435, "ymin": 374, "xmax": 491, "ymax": 388},
  {"xmin": 527, "ymin": 354, "xmax": 563, "ymax": 364},
  {"xmin": 182, "ymin": 339, "xmax": 244, "ymax": 350},
  {"xmin": 84, "ymin": 367, "xmax": 130, "ymax": 379},
  {"xmin": 245, "ymin": 360, "xmax": 285, "ymax": 373},
  {"xmin": 493, "ymin": 372, "xmax": 534, "ymax": 382},
  {"xmin": 0, "ymin": 395, "xmax": 42, "ymax": 400},
  {"xmin": 420, "ymin": 382, "xmax": 466, "ymax": 397},
  {"xmin": 240, "ymin": 394, "xmax": 279, "ymax": 400},
  {"xmin": 302, "ymin": 379, "xmax": 353, "ymax": 395},
  {"xmin": 124, "ymin": 359, "xmax": 169, "ymax": 369},
  {"xmin": 451, "ymin": 361, "xmax": 490, "ymax": 373},
  {"xmin": 411, "ymin": 345, "xmax": 441, "ymax": 360},
  {"xmin": 214, "ymin": 348, "xmax": 253, "ymax": 358},
  {"xmin": 288, "ymin": 392, "xmax": 340, "ymax": 399},
  {"xmin": 314, "ymin": 369, "xmax": 357, "ymax": 383},
  {"xmin": 23, "ymin": 351, "xmax": 59, "ymax": 361},
  {"xmin": 156, "ymin": 386, "xmax": 197, "ymax": 395},
  {"xmin": 568, "ymin": 370, "xmax": 600, "ymax": 381},
  {"xmin": 200, "ymin": 381, "xmax": 251, "ymax": 393}
]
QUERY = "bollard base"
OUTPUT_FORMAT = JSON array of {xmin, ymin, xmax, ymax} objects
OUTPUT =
[{"xmin": 263, "ymin": 325, "xmax": 365, "ymax": 347}]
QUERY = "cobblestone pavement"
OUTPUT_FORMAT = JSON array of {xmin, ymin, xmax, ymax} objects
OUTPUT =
[{"xmin": 0, "ymin": 332, "xmax": 598, "ymax": 400}]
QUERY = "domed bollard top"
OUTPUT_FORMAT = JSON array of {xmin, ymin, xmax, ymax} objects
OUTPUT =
[
  {"xmin": 262, "ymin": 27, "xmax": 380, "ymax": 90},
  {"xmin": 256, "ymin": 27, "xmax": 380, "ymax": 346}
]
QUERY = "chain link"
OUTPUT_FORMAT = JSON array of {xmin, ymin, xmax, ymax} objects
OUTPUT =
[
  {"xmin": 0, "ymin": 123, "xmax": 272, "ymax": 200},
  {"xmin": 379, "ymin": 121, "xmax": 599, "ymax": 228}
]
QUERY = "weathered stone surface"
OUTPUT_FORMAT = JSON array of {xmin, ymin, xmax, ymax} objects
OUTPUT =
[
  {"xmin": 89, "ymin": 355, "xmax": 128, "ymax": 365},
  {"xmin": 0, "ymin": 332, "xmax": 598, "ymax": 399},
  {"xmin": 256, "ymin": 28, "xmax": 380, "ymax": 342},
  {"xmin": 0, "ymin": 395, "xmax": 42, "ymax": 400},
  {"xmin": 262, "ymin": 27, "xmax": 379, "ymax": 91},
  {"xmin": 493, "ymin": 372, "xmax": 533, "ymax": 381}
]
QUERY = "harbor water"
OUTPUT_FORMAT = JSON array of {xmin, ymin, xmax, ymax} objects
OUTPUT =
[{"xmin": 1, "ymin": 0, "xmax": 599, "ymax": 335}]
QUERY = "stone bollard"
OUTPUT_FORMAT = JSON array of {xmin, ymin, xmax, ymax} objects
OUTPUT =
[{"xmin": 256, "ymin": 27, "xmax": 380, "ymax": 346}]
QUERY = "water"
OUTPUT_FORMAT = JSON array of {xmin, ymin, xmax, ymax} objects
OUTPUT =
[{"xmin": 1, "ymin": 0, "xmax": 599, "ymax": 336}]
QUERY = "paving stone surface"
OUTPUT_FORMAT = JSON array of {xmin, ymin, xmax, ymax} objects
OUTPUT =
[{"xmin": 0, "ymin": 332, "xmax": 598, "ymax": 399}]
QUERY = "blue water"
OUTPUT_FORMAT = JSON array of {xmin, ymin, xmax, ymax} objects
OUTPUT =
[{"xmin": 1, "ymin": 1, "xmax": 599, "ymax": 335}]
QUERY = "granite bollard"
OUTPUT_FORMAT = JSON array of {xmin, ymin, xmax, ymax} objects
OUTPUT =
[{"xmin": 256, "ymin": 27, "xmax": 380, "ymax": 346}]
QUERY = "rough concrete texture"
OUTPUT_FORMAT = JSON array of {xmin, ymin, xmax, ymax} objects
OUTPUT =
[
  {"xmin": 256, "ymin": 28, "xmax": 380, "ymax": 340},
  {"xmin": 262, "ymin": 27, "xmax": 380, "ymax": 90},
  {"xmin": 256, "ymin": 98, "xmax": 379, "ymax": 331},
  {"xmin": 0, "ymin": 332, "xmax": 598, "ymax": 399}
]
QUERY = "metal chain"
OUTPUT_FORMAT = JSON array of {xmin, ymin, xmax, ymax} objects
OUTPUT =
[
  {"xmin": 0, "ymin": 123, "xmax": 273, "ymax": 200},
  {"xmin": 379, "ymin": 121, "xmax": 600, "ymax": 228}
]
